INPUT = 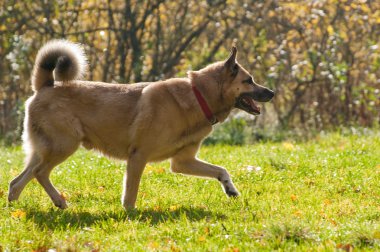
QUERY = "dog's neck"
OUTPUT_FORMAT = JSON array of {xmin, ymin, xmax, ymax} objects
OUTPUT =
[
  {"xmin": 191, "ymin": 84, "xmax": 218, "ymax": 124},
  {"xmin": 189, "ymin": 73, "xmax": 235, "ymax": 123}
]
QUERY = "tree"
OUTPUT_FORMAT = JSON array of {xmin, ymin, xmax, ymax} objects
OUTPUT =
[{"xmin": 1, "ymin": 0, "xmax": 379, "ymax": 141}]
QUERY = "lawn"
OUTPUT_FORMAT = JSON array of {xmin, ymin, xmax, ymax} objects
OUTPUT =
[{"xmin": 0, "ymin": 132, "xmax": 379, "ymax": 251}]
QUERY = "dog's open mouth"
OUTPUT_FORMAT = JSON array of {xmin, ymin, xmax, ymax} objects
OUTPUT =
[{"xmin": 235, "ymin": 94, "xmax": 261, "ymax": 115}]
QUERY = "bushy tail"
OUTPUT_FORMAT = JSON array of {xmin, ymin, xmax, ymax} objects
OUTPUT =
[{"xmin": 32, "ymin": 40, "xmax": 87, "ymax": 91}]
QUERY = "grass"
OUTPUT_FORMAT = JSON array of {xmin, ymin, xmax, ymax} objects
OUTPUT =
[{"xmin": 0, "ymin": 132, "xmax": 380, "ymax": 251}]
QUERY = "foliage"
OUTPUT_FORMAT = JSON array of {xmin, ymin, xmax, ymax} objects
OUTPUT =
[
  {"xmin": 1, "ymin": 0, "xmax": 380, "ymax": 140},
  {"xmin": 0, "ymin": 132, "xmax": 379, "ymax": 250},
  {"xmin": 206, "ymin": 114, "xmax": 380, "ymax": 145},
  {"xmin": 204, "ymin": 117, "xmax": 248, "ymax": 145}
]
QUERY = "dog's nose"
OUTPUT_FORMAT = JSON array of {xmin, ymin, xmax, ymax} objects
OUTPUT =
[
  {"xmin": 261, "ymin": 88, "xmax": 274, "ymax": 102},
  {"xmin": 268, "ymin": 89, "xmax": 275, "ymax": 99},
  {"xmin": 252, "ymin": 86, "xmax": 275, "ymax": 102}
]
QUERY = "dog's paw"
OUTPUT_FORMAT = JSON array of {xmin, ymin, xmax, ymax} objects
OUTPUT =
[
  {"xmin": 222, "ymin": 183, "xmax": 240, "ymax": 197},
  {"xmin": 123, "ymin": 204, "xmax": 136, "ymax": 211},
  {"xmin": 53, "ymin": 196, "xmax": 68, "ymax": 209},
  {"xmin": 54, "ymin": 201, "xmax": 68, "ymax": 209},
  {"xmin": 8, "ymin": 184, "xmax": 21, "ymax": 202},
  {"xmin": 224, "ymin": 185, "xmax": 240, "ymax": 197},
  {"xmin": 8, "ymin": 193, "xmax": 17, "ymax": 202},
  {"xmin": 121, "ymin": 196, "xmax": 137, "ymax": 211},
  {"xmin": 226, "ymin": 189, "xmax": 239, "ymax": 197},
  {"xmin": 218, "ymin": 173, "xmax": 239, "ymax": 198}
]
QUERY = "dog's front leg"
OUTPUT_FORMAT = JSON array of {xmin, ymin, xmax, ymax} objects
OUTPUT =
[
  {"xmin": 171, "ymin": 157, "xmax": 239, "ymax": 197},
  {"xmin": 122, "ymin": 151, "xmax": 147, "ymax": 209}
]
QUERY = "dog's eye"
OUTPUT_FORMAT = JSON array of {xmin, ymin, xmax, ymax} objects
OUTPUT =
[{"xmin": 243, "ymin": 78, "xmax": 254, "ymax": 85}]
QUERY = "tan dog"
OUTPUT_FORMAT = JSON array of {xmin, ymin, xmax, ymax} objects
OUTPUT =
[{"xmin": 8, "ymin": 40, "xmax": 274, "ymax": 209}]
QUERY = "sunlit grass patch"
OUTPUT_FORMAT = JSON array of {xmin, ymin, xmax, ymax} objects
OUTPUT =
[{"xmin": 0, "ymin": 132, "xmax": 379, "ymax": 251}]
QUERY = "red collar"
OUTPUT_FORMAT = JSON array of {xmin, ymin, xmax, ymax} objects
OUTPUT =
[{"xmin": 192, "ymin": 84, "xmax": 218, "ymax": 125}]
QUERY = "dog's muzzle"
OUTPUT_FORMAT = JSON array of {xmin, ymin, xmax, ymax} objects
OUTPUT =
[{"xmin": 235, "ymin": 87, "xmax": 274, "ymax": 115}]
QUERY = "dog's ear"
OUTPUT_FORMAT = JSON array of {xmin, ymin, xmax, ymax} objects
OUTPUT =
[{"xmin": 224, "ymin": 46, "xmax": 238, "ymax": 77}]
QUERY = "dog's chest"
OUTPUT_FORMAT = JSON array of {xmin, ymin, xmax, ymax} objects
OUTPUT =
[{"xmin": 147, "ymin": 123, "xmax": 211, "ymax": 162}]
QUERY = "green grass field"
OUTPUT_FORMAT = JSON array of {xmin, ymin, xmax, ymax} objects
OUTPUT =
[{"xmin": 1, "ymin": 132, "xmax": 379, "ymax": 251}]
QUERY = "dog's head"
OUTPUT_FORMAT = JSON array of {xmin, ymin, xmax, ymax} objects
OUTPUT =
[{"xmin": 223, "ymin": 47, "xmax": 274, "ymax": 115}]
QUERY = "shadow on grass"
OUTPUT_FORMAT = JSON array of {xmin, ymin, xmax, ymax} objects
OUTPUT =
[{"xmin": 27, "ymin": 206, "xmax": 227, "ymax": 230}]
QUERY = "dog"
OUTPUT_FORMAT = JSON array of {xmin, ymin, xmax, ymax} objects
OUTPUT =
[{"xmin": 8, "ymin": 40, "xmax": 274, "ymax": 209}]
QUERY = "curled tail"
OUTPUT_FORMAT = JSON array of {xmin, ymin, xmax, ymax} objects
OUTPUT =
[{"xmin": 32, "ymin": 40, "xmax": 87, "ymax": 91}]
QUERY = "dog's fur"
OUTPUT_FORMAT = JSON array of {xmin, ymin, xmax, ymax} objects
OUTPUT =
[{"xmin": 8, "ymin": 40, "xmax": 274, "ymax": 209}]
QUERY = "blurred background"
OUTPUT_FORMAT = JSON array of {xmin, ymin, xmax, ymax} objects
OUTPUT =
[{"xmin": 1, "ymin": 0, "xmax": 379, "ymax": 144}]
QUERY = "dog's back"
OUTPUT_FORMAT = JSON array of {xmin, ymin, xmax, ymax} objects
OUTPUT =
[{"xmin": 25, "ymin": 40, "xmax": 200, "ymax": 161}]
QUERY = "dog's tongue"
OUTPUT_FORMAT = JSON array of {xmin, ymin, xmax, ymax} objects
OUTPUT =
[{"xmin": 244, "ymin": 97, "xmax": 260, "ymax": 114}]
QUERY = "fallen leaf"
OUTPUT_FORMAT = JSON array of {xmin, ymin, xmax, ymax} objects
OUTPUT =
[
  {"xmin": 291, "ymin": 194, "xmax": 298, "ymax": 201},
  {"xmin": 204, "ymin": 227, "xmax": 210, "ymax": 235},
  {"xmin": 11, "ymin": 209, "xmax": 26, "ymax": 219},
  {"xmin": 32, "ymin": 246, "xmax": 48, "ymax": 252},
  {"xmin": 330, "ymin": 219, "xmax": 337, "ymax": 226},
  {"xmin": 198, "ymin": 236, "xmax": 206, "ymax": 242},
  {"xmin": 170, "ymin": 244, "xmax": 181, "ymax": 252},
  {"xmin": 337, "ymin": 243, "xmax": 354, "ymax": 252},
  {"xmin": 324, "ymin": 199, "xmax": 332, "ymax": 206},
  {"xmin": 293, "ymin": 210, "xmax": 303, "ymax": 217},
  {"xmin": 225, "ymin": 248, "xmax": 240, "ymax": 252},
  {"xmin": 147, "ymin": 165, "xmax": 165, "ymax": 174}
]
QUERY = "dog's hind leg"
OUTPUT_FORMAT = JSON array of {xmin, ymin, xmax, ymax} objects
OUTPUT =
[
  {"xmin": 8, "ymin": 152, "xmax": 40, "ymax": 202},
  {"xmin": 122, "ymin": 149, "xmax": 147, "ymax": 209},
  {"xmin": 32, "ymin": 141, "xmax": 79, "ymax": 209},
  {"xmin": 33, "ymin": 162, "xmax": 67, "ymax": 209}
]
